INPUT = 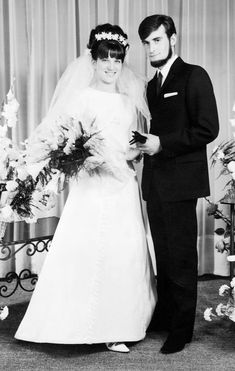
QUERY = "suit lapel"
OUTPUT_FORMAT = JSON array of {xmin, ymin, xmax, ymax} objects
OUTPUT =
[
  {"xmin": 160, "ymin": 57, "xmax": 184, "ymax": 94},
  {"xmin": 147, "ymin": 57, "xmax": 185, "ymax": 104}
]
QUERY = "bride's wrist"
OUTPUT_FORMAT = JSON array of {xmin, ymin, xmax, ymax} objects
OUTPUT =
[{"xmin": 126, "ymin": 148, "xmax": 143, "ymax": 162}]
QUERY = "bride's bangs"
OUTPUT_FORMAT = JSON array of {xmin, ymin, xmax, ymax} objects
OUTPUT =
[{"xmin": 97, "ymin": 41, "xmax": 125, "ymax": 61}]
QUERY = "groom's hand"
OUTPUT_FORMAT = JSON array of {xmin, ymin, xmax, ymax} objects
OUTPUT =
[{"xmin": 136, "ymin": 134, "xmax": 162, "ymax": 156}]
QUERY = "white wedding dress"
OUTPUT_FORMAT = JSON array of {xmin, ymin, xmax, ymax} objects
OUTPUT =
[{"xmin": 15, "ymin": 87, "xmax": 157, "ymax": 344}]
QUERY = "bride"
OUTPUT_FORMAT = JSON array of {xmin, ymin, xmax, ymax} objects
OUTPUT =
[{"xmin": 15, "ymin": 23, "xmax": 157, "ymax": 353}]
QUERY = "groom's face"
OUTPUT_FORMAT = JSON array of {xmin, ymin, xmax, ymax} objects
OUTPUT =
[{"xmin": 142, "ymin": 25, "xmax": 176, "ymax": 68}]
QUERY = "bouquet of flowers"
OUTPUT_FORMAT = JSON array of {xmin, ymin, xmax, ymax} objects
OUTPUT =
[
  {"xmin": 0, "ymin": 115, "xmax": 109, "ymax": 224},
  {"xmin": 1, "ymin": 80, "xmax": 132, "ymax": 232},
  {"xmin": 19, "ymin": 115, "xmax": 108, "ymax": 219},
  {"xmin": 204, "ymin": 278, "xmax": 235, "ymax": 322}
]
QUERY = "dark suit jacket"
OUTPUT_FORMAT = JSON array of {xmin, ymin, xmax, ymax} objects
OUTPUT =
[{"xmin": 142, "ymin": 57, "xmax": 219, "ymax": 202}]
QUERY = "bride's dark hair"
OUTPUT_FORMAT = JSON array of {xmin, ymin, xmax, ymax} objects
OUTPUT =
[{"xmin": 87, "ymin": 23, "xmax": 129, "ymax": 62}]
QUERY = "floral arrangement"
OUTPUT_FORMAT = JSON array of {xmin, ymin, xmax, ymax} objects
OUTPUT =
[
  {"xmin": 0, "ymin": 84, "xmax": 117, "ymax": 230},
  {"xmin": 205, "ymin": 103, "xmax": 235, "ymax": 256},
  {"xmin": 204, "ymin": 103, "xmax": 235, "ymax": 323},
  {"xmin": 6, "ymin": 117, "xmax": 107, "ymax": 221},
  {"xmin": 204, "ymin": 278, "xmax": 235, "ymax": 322}
]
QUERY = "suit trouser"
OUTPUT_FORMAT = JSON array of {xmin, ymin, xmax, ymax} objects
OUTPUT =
[{"xmin": 147, "ymin": 184, "xmax": 198, "ymax": 340}]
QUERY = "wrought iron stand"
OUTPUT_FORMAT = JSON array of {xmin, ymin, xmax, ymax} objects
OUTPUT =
[
  {"xmin": 0, "ymin": 233, "xmax": 53, "ymax": 297},
  {"xmin": 0, "ymin": 181, "xmax": 57, "ymax": 297}
]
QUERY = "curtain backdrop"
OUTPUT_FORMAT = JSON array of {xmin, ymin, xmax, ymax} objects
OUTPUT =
[{"xmin": 0, "ymin": 0, "xmax": 235, "ymax": 277}]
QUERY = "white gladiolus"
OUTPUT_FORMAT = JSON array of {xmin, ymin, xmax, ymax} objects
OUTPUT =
[
  {"xmin": 0, "ymin": 137, "xmax": 11, "ymax": 149},
  {"xmin": 1, "ymin": 88, "xmax": 20, "ymax": 128},
  {"xmin": 227, "ymin": 161, "xmax": 235, "ymax": 173},
  {"xmin": 6, "ymin": 180, "xmax": 18, "ymax": 192},
  {"xmin": 0, "ymin": 306, "xmax": 9, "ymax": 320},
  {"xmin": 0, "ymin": 166, "xmax": 8, "ymax": 181},
  {"xmin": 216, "ymin": 150, "xmax": 225, "ymax": 160},
  {"xmin": 8, "ymin": 148, "xmax": 20, "ymax": 161},
  {"xmin": 44, "ymin": 172, "xmax": 61, "ymax": 194},
  {"xmin": 0, "ymin": 125, "xmax": 7, "ymax": 138},
  {"xmin": 17, "ymin": 167, "xmax": 29, "ymax": 181},
  {"xmin": 0, "ymin": 205, "xmax": 14, "ymax": 220},
  {"xmin": 26, "ymin": 159, "xmax": 49, "ymax": 180}
]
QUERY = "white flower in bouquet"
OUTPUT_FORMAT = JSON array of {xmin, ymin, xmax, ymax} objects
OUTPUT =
[
  {"xmin": 1, "ymin": 87, "xmax": 20, "ymax": 128},
  {"xmin": 0, "ymin": 124, "xmax": 7, "ymax": 138},
  {"xmin": 16, "ymin": 166, "xmax": 29, "ymax": 181},
  {"xmin": 0, "ymin": 166, "xmax": 8, "ymax": 181},
  {"xmin": 63, "ymin": 138, "xmax": 75, "ymax": 155},
  {"xmin": 26, "ymin": 158, "xmax": 50, "ymax": 180},
  {"xmin": 0, "ymin": 135, "xmax": 12, "ymax": 148},
  {"xmin": 41, "ymin": 190, "xmax": 57, "ymax": 211},
  {"xmin": 217, "ymin": 150, "xmax": 225, "ymax": 160},
  {"xmin": 227, "ymin": 161, "xmax": 235, "ymax": 173},
  {"xmin": 6, "ymin": 180, "xmax": 18, "ymax": 192},
  {"xmin": 8, "ymin": 147, "xmax": 20, "ymax": 161},
  {"xmin": 219, "ymin": 284, "xmax": 230, "ymax": 296},
  {"xmin": 0, "ymin": 204, "xmax": 14, "ymax": 221},
  {"xmin": 44, "ymin": 170, "xmax": 63, "ymax": 194},
  {"xmin": 31, "ymin": 189, "xmax": 43, "ymax": 203},
  {"xmin": 83, "ymin": 154, "xmax": 105, "ymax": 172},
  {"xmin": 0, "ymin": 306, "xmax": 9, "ymax": 320},
  {"xmin": 24, "ymin": 216, "xmax": 38, "ymax": 224}
]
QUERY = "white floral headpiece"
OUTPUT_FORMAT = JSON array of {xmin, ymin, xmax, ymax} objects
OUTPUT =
[{"xmin": 94, "ymin": 32, "xmax": 128, "ymax": 47}]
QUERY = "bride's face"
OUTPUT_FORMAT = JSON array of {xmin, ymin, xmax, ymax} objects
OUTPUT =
[{"xmin": 94, "ymin": 54, "xmax": 123, "ymax": 86}]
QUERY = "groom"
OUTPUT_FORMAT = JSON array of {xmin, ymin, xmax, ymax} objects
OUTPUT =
[{"xmin": 137, "ymin": 14, "xmax": 219, "ymax": 354}]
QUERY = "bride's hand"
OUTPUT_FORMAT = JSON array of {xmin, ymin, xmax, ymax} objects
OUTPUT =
[{"xmin": 125, "ymin": 147, "xmax": 143, "ymax": 162}]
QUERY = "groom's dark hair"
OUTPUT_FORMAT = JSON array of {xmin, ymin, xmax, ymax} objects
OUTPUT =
[{"xmin": 138, "ymin": 14, "xmax": 177, "ymax": 41}]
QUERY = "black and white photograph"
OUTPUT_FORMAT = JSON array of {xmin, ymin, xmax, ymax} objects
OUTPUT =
[{"xmin": 0, "ymin": 1, "xmax": 235, "ymax": 370}]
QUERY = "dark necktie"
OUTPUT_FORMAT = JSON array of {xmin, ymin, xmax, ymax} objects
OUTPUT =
[{"xmin": 156, "ymin": 71, "xmax": 163, "ymax": 96}]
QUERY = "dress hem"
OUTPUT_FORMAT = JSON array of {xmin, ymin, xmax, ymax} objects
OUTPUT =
[{"xmin": 14, "ymin": 333, "xmax": 146, "ymax": 345}]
